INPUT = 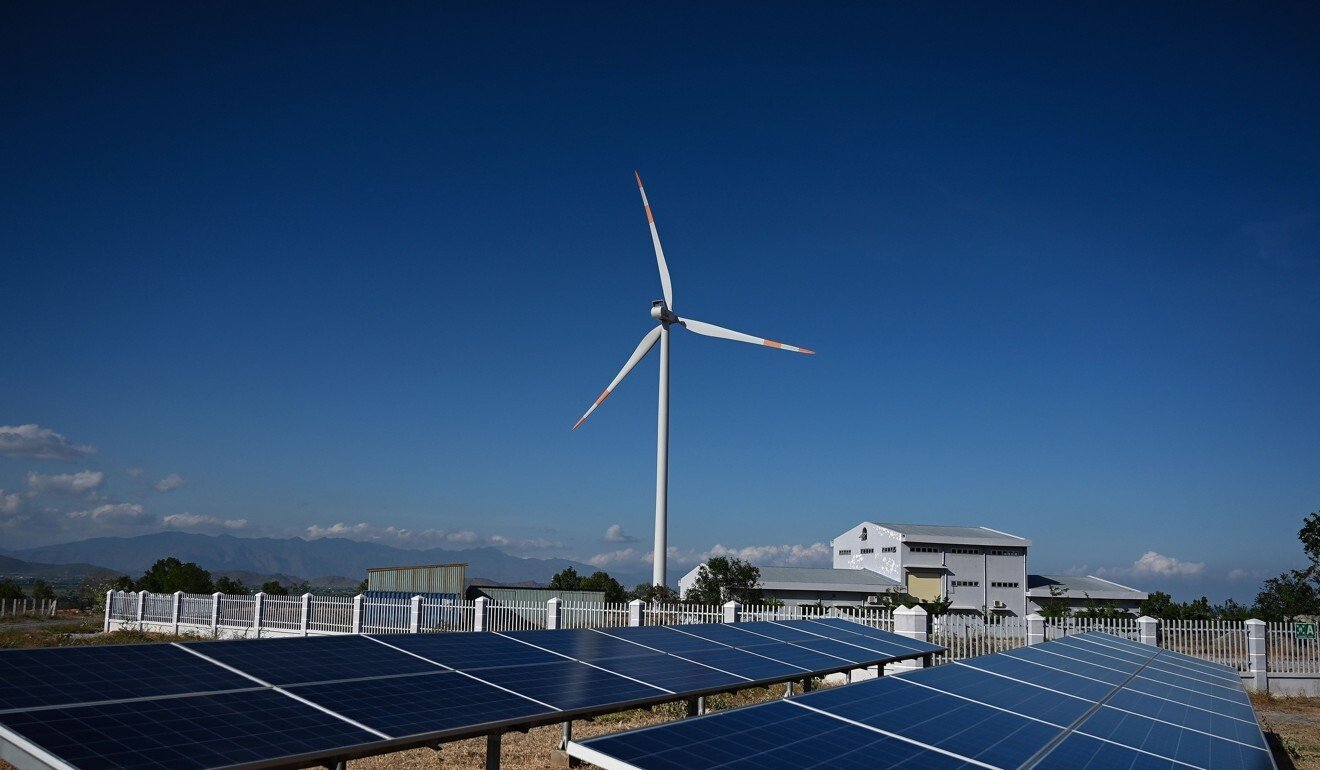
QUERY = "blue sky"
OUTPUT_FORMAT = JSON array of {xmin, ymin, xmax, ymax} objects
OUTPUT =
[{"xmin": 2, "ymin": 3, "xmax": 1317, "ymax": 601}]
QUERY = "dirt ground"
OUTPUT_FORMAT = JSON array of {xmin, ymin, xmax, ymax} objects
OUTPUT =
[{"xmin": 1253, "ymin": 692, "xmax": 1320, "ymax": 770}]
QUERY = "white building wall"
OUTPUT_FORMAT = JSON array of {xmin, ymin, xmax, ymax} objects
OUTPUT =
[{"xmin": 831, "ymin": 522, "xmax": 902, "ymax": 581}]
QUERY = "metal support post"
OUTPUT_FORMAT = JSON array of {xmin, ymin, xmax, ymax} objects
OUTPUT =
[
  {"xmin": 697, "ymin": 695, "xmax": 705, "ymax": 715},
  {"xmin": 559, "ymin": 721, "xmax": 572, "ymax": 750},
  {"xmin": 486, "ymin": 733, "xmax": 502, "ymax": 770}
]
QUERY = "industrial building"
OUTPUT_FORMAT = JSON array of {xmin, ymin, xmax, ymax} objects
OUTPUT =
[
  {"xmin": 677, "ymin": 565, "xmax": 902, "ymax": 608},
  {"xmin": 832, "ymin": 522, "xmax": 1032, "ymax": 616},
  {"xmin": 1026, "ymin": 574, "xmax": 1148, "ymax": 615}
]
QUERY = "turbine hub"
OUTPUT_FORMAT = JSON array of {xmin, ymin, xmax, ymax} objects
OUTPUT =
[{"xmin": 650, "ymin": 300, "xmax": 679, "ymax": 325}]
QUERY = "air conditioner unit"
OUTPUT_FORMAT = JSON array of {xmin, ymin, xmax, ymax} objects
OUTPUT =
[{"xmin": 992, "ymin": 600, "xmax": 1006, "ymax": 609}]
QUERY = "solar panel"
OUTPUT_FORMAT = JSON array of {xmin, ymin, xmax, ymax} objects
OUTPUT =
[
  {"xmin": 288, "ymin": 670, "xmax": 552, "ymax": 737},
  {"xmin": 181, "ymin": 634, "xmax": 441, "ymax": 685},
  {"xmin": 569, "ymin": 631, "xmax": 1275, "ymax": 770},
  {"xmin": 0, "ymin": 689, "xmax": 379, "ymax": 770},
  {"xmin": 0, "ymin": 644, "xmax": 257, "ymax": 713},
  {"xmin": 369, "ymin": 630, "xmax": 564, "ymax": 669},
  {"xmin": 804, "ymin": 617, "xmax": 944, "ymax": 655},
  {"xmin": 0, "ymin": 617, "xmax": 939, "ymax": 770}
]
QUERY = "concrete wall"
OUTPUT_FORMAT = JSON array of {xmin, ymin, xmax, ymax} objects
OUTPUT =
[{"xmin": 832, "ymin": 522, "xmax": 902, "ymax": 580}]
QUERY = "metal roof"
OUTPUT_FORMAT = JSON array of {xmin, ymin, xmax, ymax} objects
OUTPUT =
[
  {"xmin": 1026, "ymin": 574, "xmax": 1147, "ymax": 599},
  {"xmin": 757, "ymin": 567, "xmax": 901, "ymax": 593},
  {"xmin": 871, "ymin": 522, "xmax": 1031, "ymax": 546}
]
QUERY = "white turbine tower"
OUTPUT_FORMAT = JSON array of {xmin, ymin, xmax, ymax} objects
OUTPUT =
[{"xmin": 573, "ymin": 172, "xmax": 814, "ymax": 589}]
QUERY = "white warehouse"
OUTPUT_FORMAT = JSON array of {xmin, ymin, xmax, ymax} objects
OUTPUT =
[{"xmin": 832, "ymin": 522, "xmax": 1031, "ymax": 616}]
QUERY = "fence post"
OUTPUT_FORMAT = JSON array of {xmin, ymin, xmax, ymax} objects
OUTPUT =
[
  {"xmin": 253, "ymin": 592, "xmax": 265, "ymax": 636},
  {"xmin": 301, "ymin": 593, "xmax": 313, "ymax": 636},
  {"xmin": 723, "ymin": 600, "xmax": 742, "ymax": 624},
  {"xmin": 1246, "ymin": 618, "xmax": 1268, "ymax": 693},
  {"xmin": 136, "ymin": 590, "xmax": 147, "ymax": 623},
  {"xmin": 211, "ymin": 592, "xmax": 222, "ymax": 633},
  {"xmin": 474, "ymin": 596, "xmax": 488, "ymax": 632},
  {"xmin": 894, "ymin": 606, "xmax": 930, "ymax": 667},
  {"xmin": 1138, "ymin": 615, "xmax": 1159, "ymax": 647},
  {"xmin": 546, "ymin": 597, "xmax": 562, "ymax": 630},
  {"xmin": 351, "ymin": 594, "xmax": 364, "ymax": 634},
  {"xmin": 171, "ymin": 591, "xmax": 183, "ymax": 634},
  {"xmin": 103, "ymin": 590, "xmax": 113, "ymax": 632},
  {"xmin": 629, "ymin": 599, "xmax": 645, "ymax": 627},
  {"xmin": 1026, "ymin": 613, "xmax": 1045, "ymax": 646},
  {"xmin": 410, "ymin": 595, "xmax": 423, "ymax": 633}
]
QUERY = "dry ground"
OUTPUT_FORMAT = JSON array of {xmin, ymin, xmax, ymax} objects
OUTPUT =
[{"xmin": 1253, "ymin": 692, "xmax": 1320, "ymax": 769}]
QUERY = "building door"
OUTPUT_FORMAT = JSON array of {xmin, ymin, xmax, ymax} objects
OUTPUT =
[{"xmin": 906, "ymin": 570, "xmax": 943, "ymax": 601}]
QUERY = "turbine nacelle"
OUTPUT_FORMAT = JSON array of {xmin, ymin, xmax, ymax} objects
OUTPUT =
[{"xmin": 650, "ymin": 300, "xmax": 679, "ymax": 325}]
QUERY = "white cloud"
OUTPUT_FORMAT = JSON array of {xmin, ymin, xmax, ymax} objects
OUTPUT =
[
  {"xmin": 603, "ymin": 524, "xmax": 638, "ymax": 543},
  {"xmin": 26, "ymin": 470, "xmax": 104, "ymax": 499},
  {"xmin": 153, "ymin": 474, "xmax": 187, "ymax": 492},
  {"xmin": 588, "ymin": 548, "xmax": 643, "ymax": 568},
  {"xmin": 164, "ymin": 512, "xmax": 248, "ymax": 530},
  {"xmin": 0, "ymin": 489, "xmax": 22, "ymax": 518},
  {"xmin": 66, "ymin": 503, "xmax": 154, "ymax": 525},
  {"xmin": 0, "ymin": 424, "xmax": 97, "ymax": 461},
  {"xmin": 301, "ymin": 522, "xmax": 564, "ymax": 552},
  {"xmin": 1227, "ymin": 568, "xmax": 1264, "ymax": 583},
  {"xmin": 125, "ymin": 467, "xmax": 146, "ymax": 479},
  {"xmin": 1100, "ymin": 551, "xmax": 1205, "ymax": 579},
  {"xmin": 707, "ymin": 542, "xmax": 831, "ymax": 567}
]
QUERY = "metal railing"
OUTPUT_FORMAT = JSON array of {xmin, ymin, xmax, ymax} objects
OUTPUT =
[
  {"xmin": 308, "ymin": 595, "xmax": 354, "ymax": 634},
  {"xmin": 1267, "ymin": 622, "xmax": 1320, "ymax": 673},
  {"xmin": 1043, "ymin": 617, "xmax": 1139, "ymax": 641},
  {"xmin": 218, "ymin": 594, "xmax": 255, "ymax": 628},
  {"xmin": 644, "ymin": 603, "xmax": 723, "ymax": 626},
  {"xmin": 0, "ymin": 598, "xmax": 59, "ymax": 618},
  {"xmin": 486, "ymin": 600, "xmax": 546, "ymax": 632},
  {"xmin": 561, "ymin": 602, "xmax": 630, "ymax": 629},
  {"xmin": 933, "ymin": 615, "xmax": 1029, "ymax": 662}
]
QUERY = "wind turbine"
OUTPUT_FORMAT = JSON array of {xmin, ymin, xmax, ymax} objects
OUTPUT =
[{"xmin": 573, "ymin": 173, "xmax": 814, "ymax": 589}]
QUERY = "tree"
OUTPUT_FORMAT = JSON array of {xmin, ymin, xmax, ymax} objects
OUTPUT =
[
  {"xmin": 30, "ymin": 579, "xmax": 55, "ymax": 602},
  {"xmin": 261, "ymin": 581, "xmax": 289, "ymax": 596},
  {"xmin": 1073, "ymin": 594, "xmax": 1133, "ymax": 620},
  {"xmin": 631, "ymin": 583, "xmax": 681, "ymax": 603},
  {"xmin": 1299, "ymin": 510, "xmax": 1320, "ymax": 566},
  {"xmin": 136, "ymin": 557, "xmax": 214, "ymax": 594},
  {"xmin": 0, "ymin": 579, "xmax": 24, "ymax": 601},
  {"xmin": 110, "ymin": 575, "xmax": 135, "ymax": 591},
  {"xmin": 581, "ymin": 571, "xmax": 629, "ymax": 603},
  {"xmin": 548, "ymin": 566, "xmax": 582, "ymax": 591},
  {"xmin": 214, "ymin": 576, "xmax": 248, "ymax": 595},
  {"xmin": 1036, "ymin": 584, "xmax": 1071, "ymax": 621},
  {"xmin": 684, "ymin": 557, "xmax": 766, "ymax": 605},
  {"xmin": 1255, "ymin": 569, "xmax": 1319, "ymax": 622},
  {"xmin": 357, "ymin": 579, "xmax": 368, "ymax": 593},
  {"xmin": 1139, "ymin": 591, "xmax": 1175, "ymax": 618}
]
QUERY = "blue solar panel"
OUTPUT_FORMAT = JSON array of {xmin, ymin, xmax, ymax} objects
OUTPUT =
[
  {"xmin": 595, "ymin": 625, "xmax": 730, "ymax": 654},
  {"xmin": 1137, "ymin": 666, "xmax": 1252, "ymax": 702},
  {"xmin": 667, "ymin": 646, "xmax": 809, "ymax": 680},
  {"xmin": 907, "ymin": 661, "xmax": 1091, "ymax": 727},
  {"xmin": 794, "ymin": 676, "xmax": 1061, "ymax": 768},
  {"xmin": 791, "ymin": 624, "xmax": 920, "ymax": 657},
  {"xmin": 289, "ymin": 670, "xmax": 552, "ymax": 737},
  {"xmin": 469, "ymin": 660, "xmax": 669, "ymax": 710},
  {"xmin": 0, "ymin": 689, "xmax": 379, "ymax": 770},
  {"xmin": 1056, "ymin": 635, "xmax": 1154, "ymax": 665},
  {"xmin": 669, "ymin": 623, "xmax": 769, "ymax": 647},
  {"xmin": 592, "ymin": 654, "xmax": 749, "ymax": 692},
  {"xmin": 501, "ymin": 628, "xmax": 660, "ymax": 662},
  {"xmin": 1033, "ymin": 732, "xmax": 1184, "ymax": 769},
  {"xmin": 1145, "ymin": 656, "xmax": 1242, "ymax": 686},
  {"xmin": 739, "ymin": 642, "xmax": 854, "ymax": 671},
  {"xmin": 182, "ymin": 634, "xmax": 441, "ymax": 685},
  {"xmin": 0, "ymin": 644, "xmax": 256, "ymax": 713},
  {"xmin": 572, "ymin": 632, "xmax": 1270, "ymax": 770},
  {"xmin": 576, "ymin": 699, "xmax": 975, "ymax": 770},
  {"xmin": 804, "ymin": 617, "xmax": 944, "ymax": 655},
  {"xmin": 787, "ymin": 637, "xmax": 898, "ymax": 664},
  {"xmin": 369, "ymin": 630, "xmax": 564, "ymax": 669},
  {"xmin": 729, "ymin": 621, "xmax": 827, "ymax": 643},
  {"xmin": 959, "ymin": 656, "xmax": 1115, "ymax": 701}
]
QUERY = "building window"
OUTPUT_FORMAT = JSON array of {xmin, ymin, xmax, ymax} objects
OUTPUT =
[
  {"xmin": 988, "ymin": 550, "xmax": 1022, "ymax": 556},
  {"xmin": 908, "ymin": 546, "xmax": 939, "ymax": 553},
  {"xmin": 881, "ymin": 546, "xmax": 896, "ymax": 553},
  {"xmin": 991, "ymin": 581, "xmax": 1020, "ymax": 588},
  {"xmin": 951, "ymin": 580, "xmax": 980, "ymax": 587},
  {"xmin": 950, "ymin": 547, "xmax": 981, "ymax": 555},
  {"xmin": 860, "ymin": 527, "xmax": 868, "ymax": 541},
  {"xmin": 837, "ymin": 549, "xmax": 852, "ymax": 556},
  {"xmin": 860, "ymin": 548, "xmax": 874, "ymax": 555}
]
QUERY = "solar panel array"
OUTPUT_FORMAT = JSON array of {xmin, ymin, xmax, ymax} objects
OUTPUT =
[
  {"xmin": 0, "ymin": 618, "xmax": 939, "ymax": 770},
  {"xmin": 570, "ymin": 631, "xmax": 1276, "ymax": 770}
]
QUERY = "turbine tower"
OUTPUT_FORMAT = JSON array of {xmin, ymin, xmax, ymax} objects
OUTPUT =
[{"xmin": 573, "ymin": 173, "xmax": 814, "ymax": 589}]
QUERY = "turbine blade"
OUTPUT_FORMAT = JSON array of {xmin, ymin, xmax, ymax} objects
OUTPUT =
[
  {"xmin": 678, "ymin": 317, "xmax": 815, "ymax": 355},
  {"xmin": 635, "ymin": 171, "xmax": 674, "ymax": 310},
  {"xmin": 572, "ymin": 325, "xmax": 664, "ymax": 430}
]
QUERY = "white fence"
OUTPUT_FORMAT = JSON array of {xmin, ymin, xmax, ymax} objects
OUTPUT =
[
  {"xmin": 0, "ymin": 597, "xmax": 59, "ymax": 618},
  {"xmin": 102, "ymin": 591, "xmax": 1320, "ymax": 682}
]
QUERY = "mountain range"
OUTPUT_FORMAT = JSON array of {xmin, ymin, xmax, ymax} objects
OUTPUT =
[{"xmin": 2, "ymin": 532, "xmax": 645, "ymax": 587}]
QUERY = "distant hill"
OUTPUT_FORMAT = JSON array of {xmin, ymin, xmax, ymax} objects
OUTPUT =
[
  {"xmin": 0, "ymin": 554, "xmax": 119, "ymax": 581},
  {"xmin": 7, "ymin": 532, "xmax": 645, "ymax": 587}
]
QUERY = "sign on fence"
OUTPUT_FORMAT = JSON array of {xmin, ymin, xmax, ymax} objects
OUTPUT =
[{"xmin": 1295, "ymin": 622, "xmax": 1317, "ymax": 641}]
